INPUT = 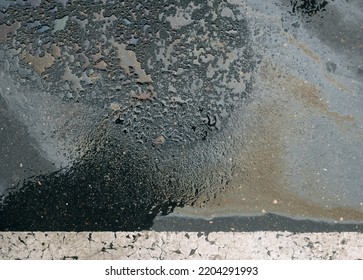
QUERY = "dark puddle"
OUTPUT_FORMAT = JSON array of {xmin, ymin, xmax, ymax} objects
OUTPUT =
[{"xmin": 0, "ymin": 146, "xmax": 180, "ymax": 231}]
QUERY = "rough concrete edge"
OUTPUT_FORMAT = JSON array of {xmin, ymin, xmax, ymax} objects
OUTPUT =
[{"xmin": 1, "ymin": 231, "xmax": 362, "ymax": 260}]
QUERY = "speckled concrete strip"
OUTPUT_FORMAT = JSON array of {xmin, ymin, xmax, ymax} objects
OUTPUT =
[{"xmin": 1, "ymin": 232, "xmax": 362, "ymax": 260}]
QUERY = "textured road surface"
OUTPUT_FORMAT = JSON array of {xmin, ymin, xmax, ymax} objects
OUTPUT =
[
  {"xmin": 0, "ymin": 0, "xmax": 362, "ymax": 231},
  {"xmin": 1, "ymin": 231, "xmax": 362, "ymax": 260}
]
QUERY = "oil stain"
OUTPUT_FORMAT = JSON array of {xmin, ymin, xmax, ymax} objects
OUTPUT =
[
  {"xmin": 0, "ymin": 21, "xmax": 20, "ymax": 43},
  {"xmin": 285, "ymin": 33, "xmax": 351, "ymax": 93},
  {"xmin": 286, "ymin": 33, "xmax": 320, "ymax": 61},
  {"xmin": 177, "ymin": 58, "xmax": 363, "ymax": 222},
  {"xmin": 259, "ymin": 60, "xmax": 355, "ymax": 126},
  {"xmin": 20, "ymin": 50, "xmax": 55, "ymax": 74},
  {"xmin": 110, "ymin": 39, "xmax": 153, "ymax": 84},
  {"xmin": 179, "ymin": 91, "xmax": 363, "ymax": 222}
]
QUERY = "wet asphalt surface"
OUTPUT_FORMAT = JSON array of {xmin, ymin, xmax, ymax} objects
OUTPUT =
[
  {"xmin": 152, "ymin": 214, "xmax": 363, "ymax": 233},
  {"xmin": 0, "ymin": 0, "xmax": 362, "ymax": 231}
]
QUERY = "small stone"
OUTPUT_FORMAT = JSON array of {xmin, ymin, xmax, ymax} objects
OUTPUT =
[
  {"xmin": 154, "ymin": 136, "xmax": 166, "ymax": 145},
  {"xmin": 110, "ymin": 103, "xmax": 121, "ymax": 111}
]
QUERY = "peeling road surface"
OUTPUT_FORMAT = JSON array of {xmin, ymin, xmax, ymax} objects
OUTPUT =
[{"xmin": 0, "ymin": 0, "xmax": 362, "ymax": 231}]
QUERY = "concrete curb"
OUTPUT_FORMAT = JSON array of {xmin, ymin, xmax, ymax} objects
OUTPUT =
[{"xmin": 1, "ymin": 232, "xmax": 362, "ymax": 260}]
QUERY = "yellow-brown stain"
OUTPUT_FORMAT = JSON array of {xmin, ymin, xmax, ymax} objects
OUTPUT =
[
  {"xmin": 0, "ymin": 22, "xmax": 21, "ymax": 43},
  {"xmin": 179, "ymin": 58, "xmax": 363, "ymax": 222},
  {"xmin": 286, "ymin": 33, "xmax": 320, "ymax": 62},
  {"xmin": 182, "ymin": 98, "xmax": 363, "ymax": 222},
  {"xmin": 50, "ymin": 43, "xmax": 62, "ymax": 59},
  {"xmin": 323, "ymin": 73, "xmax": 351, "ymax": 93},
  {"xmin": 285, "ymin": 33, "xmax": 351, "ymax": 93},
  {"xmin": 259, "ymin": 61, "xmax": 355, "ymax": 126},
  {"xmin": 20, "ymin": 51, "xmax": 55, "ymax": 74},
  {"xmin": 110, "ymin": 39, "xmax": 153, "ymax": 84},
  {"xmin": 94, "ymin": 60, "xmax": 108, "ymax": 70}
]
